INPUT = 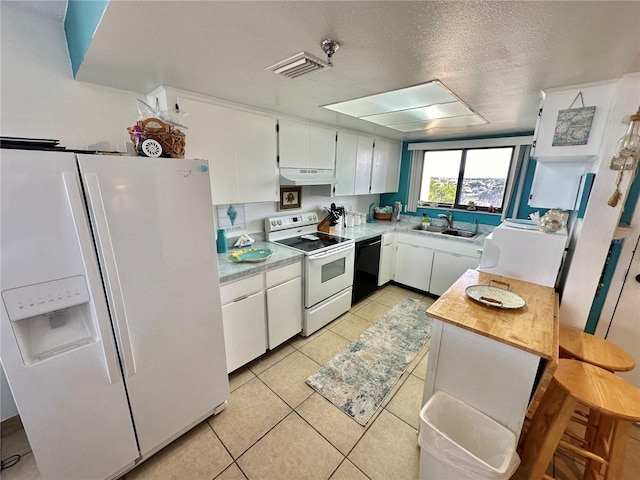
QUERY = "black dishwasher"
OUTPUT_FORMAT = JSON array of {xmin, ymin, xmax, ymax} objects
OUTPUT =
[{"xmin": 352, "ymin": 235, "xmax": 382, "ymax": 303}]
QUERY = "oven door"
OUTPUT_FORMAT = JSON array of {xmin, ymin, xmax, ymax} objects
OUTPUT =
[{"xmin": 305, "ymin": 243, "xmax": 355, "ymax": 307}]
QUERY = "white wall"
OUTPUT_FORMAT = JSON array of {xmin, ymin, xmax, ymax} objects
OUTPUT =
[
  {"xmin": 559, "ymin": 73, "xmax": 640, "ymax": 329},
  {"xmin": 0, "ymin": 5, "xmax": 142, "ymax": 150}
]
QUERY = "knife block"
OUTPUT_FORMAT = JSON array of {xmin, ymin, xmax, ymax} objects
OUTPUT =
[{"xmin": 318, "ymin": 217, "xmax": 333, "ymax": 233}]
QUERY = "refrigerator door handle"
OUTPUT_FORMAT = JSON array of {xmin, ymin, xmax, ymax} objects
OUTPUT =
[
  {"xmin": 62, "ymin": 172, "xmax": 122, "ymax": 384},
  {"xmin": 82, "ymin": 173, "xmax": 137, "ymax": 377}
]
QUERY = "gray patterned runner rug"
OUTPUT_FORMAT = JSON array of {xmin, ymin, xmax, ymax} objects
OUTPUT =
[{"xmin": 306, "ymin": 297, "xmax": 433, "ymax": 425}]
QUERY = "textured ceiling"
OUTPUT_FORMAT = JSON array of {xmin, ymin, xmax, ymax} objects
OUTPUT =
[{"xmin": 13, "ymin": 1, "xmax": 640, "ymax": 141}]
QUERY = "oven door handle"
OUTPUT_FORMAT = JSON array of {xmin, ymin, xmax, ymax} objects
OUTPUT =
[{"xmin": 307, "ymin": 243, "xmax": 354, "ymax": 260}]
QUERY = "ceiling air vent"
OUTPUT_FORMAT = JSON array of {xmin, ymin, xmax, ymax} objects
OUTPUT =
[{"xmin": 266, "ymin": 52, "xmax": 330, "ymax": 79}]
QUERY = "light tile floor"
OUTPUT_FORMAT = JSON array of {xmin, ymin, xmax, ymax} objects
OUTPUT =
[{"xmin": 1, "ymin": 284, "xmax": 639, "ymax": 480}]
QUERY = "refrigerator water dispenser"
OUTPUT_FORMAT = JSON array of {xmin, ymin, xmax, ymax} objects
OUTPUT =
[{"xmin": 2, "ymin": 276, "xmax": 97, "ymax": 365}]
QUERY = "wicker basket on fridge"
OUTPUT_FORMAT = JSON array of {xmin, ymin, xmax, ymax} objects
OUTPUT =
[{"xmin": 127, "ymin": 117, "xmax": 186, "ymax": 158}]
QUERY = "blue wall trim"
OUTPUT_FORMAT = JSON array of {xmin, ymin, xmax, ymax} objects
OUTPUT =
[
  {"xmin": 381, "ymin": 137, "xmax": 533, "ymax": 226},
  {"xmin": 584, "ymin": 239, "xmax": 624, "ymax": 334},
  {"xmin": 64, "ymin": 0, "xmax": 109, "ymax": 77},
  {"xmin": 620, "ymin": 168, "xmax": 640, "ymax": 225},
  {"xmin": 577, "ymin": 173, "xmax": 596, "ymax": 219}
]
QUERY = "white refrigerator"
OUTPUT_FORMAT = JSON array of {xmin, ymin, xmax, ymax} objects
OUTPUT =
[
  {"xmin": 0, "ymin": 150, "xmax": 229, "ymax": 479},
  {"xmin": 478, "ymin": 222, "xmax": 568, "ymax": 288}
]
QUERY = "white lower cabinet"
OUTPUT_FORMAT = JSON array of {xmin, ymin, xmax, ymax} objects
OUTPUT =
[
  {"xmin": 430, "ymin": 251, "xmax": 480, "ymax": 296},
  {"xmin": 378, "ymin": 233, "xmax": 396, "ymax": 286},
  {"xmin": 220, "ymin": 274, "xmax": 267, "ymax": 373},
  {"xmin": 266, "ymin": 262, "xmax": 302, "ymax": 349},
  {"xmin": 391, "ymin": 232, "xmax": 481, "ymax": 295},
  {"xmin": 394, "ymin": 242, "xmax": 434, "ymax": 292},
  {"xmin": 220, "ymin": 261, "xmax": 302, "ymax": 373}
]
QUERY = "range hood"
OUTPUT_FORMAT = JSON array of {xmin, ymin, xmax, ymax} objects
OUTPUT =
[{"xmin": 279, "ymin": 167, "xmax": 335, "ymax": 186}]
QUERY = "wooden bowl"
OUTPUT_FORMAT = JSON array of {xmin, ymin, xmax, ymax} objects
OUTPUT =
[{"xmin": 374, "ymin": 212, "xmax": 392, "ymax": 220}]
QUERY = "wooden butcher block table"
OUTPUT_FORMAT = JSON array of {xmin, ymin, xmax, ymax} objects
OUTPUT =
[{"xmin": 422, "ymin": 269, "xmax": 559, "ymax": 436}]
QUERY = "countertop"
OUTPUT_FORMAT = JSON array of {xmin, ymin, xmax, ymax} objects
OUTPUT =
[
  {"xmin": 426, "ymin": 269, "xmax": 559, "ymax": 360},
  {"xmin": 217, "ymin": 219, "xmax": 488, "ymax": 284},
  {"xmin": 218, "ymin": 240, "xmax": 304, "ymax": 284}
]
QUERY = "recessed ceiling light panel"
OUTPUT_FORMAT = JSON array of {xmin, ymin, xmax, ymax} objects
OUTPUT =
[
  {"xmin": 322, "ymin": 80, "xmax": 486, "ymax": 132},
  {"xmin": 361, "ymin": 102, "xmax": 473, "ymax": 126},
  {"xmin": 390, "ymin": 115, "xmax": 487, "ymax": 133}
]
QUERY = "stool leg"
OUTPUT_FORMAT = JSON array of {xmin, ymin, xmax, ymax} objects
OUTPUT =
[
  {"xmin": 603, "ymin": 419, "xmax": 631, "ymax": 480},
  {"xmin": 517, "ymin": 380, "xmax": 578, "ymax": 480}
]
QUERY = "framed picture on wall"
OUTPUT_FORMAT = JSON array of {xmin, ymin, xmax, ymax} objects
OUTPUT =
[{"xmin": 279, "ymin": 186, "xmax": 302, "ymax": 210}]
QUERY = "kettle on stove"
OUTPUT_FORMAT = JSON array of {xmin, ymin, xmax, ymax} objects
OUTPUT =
[{"xmin": 392, "ymin": 202, "xmax": 402, "ymax": 222}]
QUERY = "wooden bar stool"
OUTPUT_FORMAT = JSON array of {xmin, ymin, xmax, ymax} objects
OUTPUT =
[
  {"xmin": 559, "ymin": 327, "xmax": 635, "ymax": 372},
  {"xmin": 516, "ymin": 359, "xmax": 640, "ymax": 480}
]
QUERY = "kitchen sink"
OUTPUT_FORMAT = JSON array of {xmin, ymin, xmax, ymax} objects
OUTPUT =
[
  {"xmin": 413, "ymin": 225, "xmax": 447, "ymax": 233},
  {"xmin": 441, "ymin": 229, "xmax": 479, "ymax": 238},
  {"xmin": 412, "ymin": 225, "xmax": 479, "ymax": 238}
]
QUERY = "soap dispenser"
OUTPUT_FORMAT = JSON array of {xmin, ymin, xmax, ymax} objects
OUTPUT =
[{"xmin": 421, "ymin": 213, "xmax": 431, "ymax": 230}]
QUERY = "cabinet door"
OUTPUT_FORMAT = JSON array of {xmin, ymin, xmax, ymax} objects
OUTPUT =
[
  {"xmin": 235, "ymin": 110, "xmax": 278, "ymax": 203},
  {"xmin": 334, "ymin": 132, "xmax": 358, "ymax": 196},
  {"xmin": 221, "ymin": 291, "xmax": 266, "ymax": 373},
  {"xmin": 181, "ymin": 98, "xmax": 238, "ymax": 204},
  {"xmin": 370, "ymin": 139, "xmax": 389, "ymax": 194},
  {"xmin": 266, "ymin": 277, "xmax": 302, "ymax": 348},
  {"xmin": 278, "ymin": 118, "xmax": 309, "ymax": 168},
  {"xmin": 308, "ymin": 125, "xmax": 336, "ymax": 170},
  {"xmin": 384, "ymin": 141, "xmax": 402, "ymax": 193},
  {"xmin": 528, "ymin": 161, "xmax": 585, "ymax": 209},
  {"xmin": 394, "ymin": 243, "xmax": 433, "ymax": 292},
  {"xmin": 354, "ymin": 136, "xmax": 374, "ymax": 194},
  {"xmin": 371, "ymin": 140, "xmax": 402, "ymax": 194},
  {"xmin": 531, "ymin": 82, "xmax": 617, "ymax": 161},
  {"xmin": 430, "ymin": 251, "xmax": 479, "ymax": 296},
  {"xmin": 378, "ymin": 233, "xmax": 396, "ymax": 286}
]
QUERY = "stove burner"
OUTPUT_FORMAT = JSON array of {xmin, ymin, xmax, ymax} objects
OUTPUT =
[{"xmin": 274, "ymin": 232, "xmax": 351, "ymax": 254}]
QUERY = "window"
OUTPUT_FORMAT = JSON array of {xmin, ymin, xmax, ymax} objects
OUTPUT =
[{"xmin": 419, "ymin": 147, "xmax": 514, "ymax": 212}]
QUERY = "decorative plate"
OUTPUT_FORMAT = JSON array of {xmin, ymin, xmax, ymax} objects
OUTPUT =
[
  {"xmin": 465, "ymin": 284, "xmax": 525, "ymax": 309},
  {"xmin": 231, "ymin": 248, "xmax": 274, "ymax": 263}
]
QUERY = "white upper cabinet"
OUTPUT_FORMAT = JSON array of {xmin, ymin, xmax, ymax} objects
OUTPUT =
[
  {"xmin": 370, "ymin": 139, "xmax": 401, "ymax": 194},
  {"xmin": 530, "ymin": 81, "xmax": 618, "ymax": 162},
  {"xmin": 181, "ymin": 98, "xmax": 277, "ymax": 204},
  {"xmin": 234, "ymin": 110, "xmax": 278, "ymax": 203},
  {"xmin": 528, "ymin": 161, "xmax": 586, "ymax": 209},
  {"xmin": 354, "ymin": 135, "xmax": 374, "ymax": 194},
  {"xmin": 334, "ymin": 131, "xmax": 358, "ymax": 196},
  {"xmin": 278, "ymin": 118, "xmax": 336, "ymax": 169}
]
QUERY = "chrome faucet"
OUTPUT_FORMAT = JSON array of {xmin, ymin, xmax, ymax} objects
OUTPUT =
[{"xmin": 438, "ymin": 212, "xmax": 453, "ymax": 229}]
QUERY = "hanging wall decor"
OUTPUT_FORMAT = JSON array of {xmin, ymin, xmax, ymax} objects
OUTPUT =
[
  {"xmin": 552, "ymin": 92, "xmax": 596, "ymax": 146},
  {"xmin": 607, "ymin": 107, "xmax": 640, "ymax": 208}
]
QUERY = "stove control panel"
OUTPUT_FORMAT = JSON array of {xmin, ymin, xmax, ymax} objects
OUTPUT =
[{"xmin": 265, "ymin": 212, "xmax": 319, "ymax": 232}]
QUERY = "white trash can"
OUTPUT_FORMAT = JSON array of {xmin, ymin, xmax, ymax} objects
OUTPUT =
[{"xmin": 418, "ymin": 391, "xmax": 520, "ymax": 480}]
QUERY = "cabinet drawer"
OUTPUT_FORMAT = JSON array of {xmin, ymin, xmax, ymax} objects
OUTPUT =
[
  {"xmin": 265, "ymin": 261, "xmax": 302, "ymax": 288},
  {"xmin": 220, "ymin": 274, "xmax": 264, "ymax": 305}
]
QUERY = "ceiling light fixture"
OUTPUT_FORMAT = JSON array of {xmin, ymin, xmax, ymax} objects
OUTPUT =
[
  {"xmin": 322, "ymin": 80, "xmax": 487, "ymax": 132},
  {"xmin": 321, "ymin": 39, "xmax": 340, "ymax": 65}
]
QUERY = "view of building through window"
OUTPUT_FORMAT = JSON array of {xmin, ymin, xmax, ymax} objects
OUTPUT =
[{"xmin": 419, "ymin": 147, "xmax": 513, "ymax": 211}]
